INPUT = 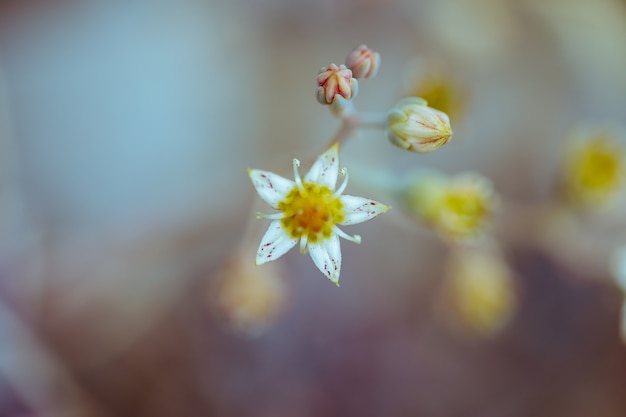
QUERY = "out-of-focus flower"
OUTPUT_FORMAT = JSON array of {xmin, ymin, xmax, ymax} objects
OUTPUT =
[
  {"xmin": 249, "ymin": 143, "xmax": 390, "ymax": 285},
  {"xmin": 560, "ymin": 128, "xmax": 625, "ymax": 208},
  {"xmin": 403, "ymin": 66, "xmax": 468, "ymax": 123},
  {"xmin": 387, "ymin": 97, "xmax": 452, "ymax": 153},
  {"xmin": 213, "ymin": 249, "xmax": 287, "ymax": 337},
  {"xmin": 402, "ymin": 171, "xmax": 498, "ymax": 243},
  {"xmin": 345, "ymin": 44, "xmax": 380, "ymax": 80},
  {"xmin": 438, "ymin": 247, "xmax": 517, "ymax": 338},
  {"xmin": 316, "ymin": 64, "xmax": 359, "ymax": 105}
]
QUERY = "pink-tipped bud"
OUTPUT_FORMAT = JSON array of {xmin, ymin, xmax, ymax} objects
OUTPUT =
[
  {"xmin": 345, "ymin": 44, "xmax": 380, "ymax": 79},
  {"xmin": 316, "ymin": 64, "xmax": 358, "ymax": 105}
]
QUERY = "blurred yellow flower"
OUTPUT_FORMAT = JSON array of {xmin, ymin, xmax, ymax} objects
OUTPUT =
[
  {"xmin": 212, "ymin": 250, "xmax": 287, "ymax": 337},
  {"xmin": 404, "ymin": 171, "xmax": 498, "ymax": 243},
  {"xmin": 403, "ymin": 68, "xmax": 468, "ymax": 123},
  {"xmin": 439, "ymin": 248, "xmax": 517, "ymax": 338},
  {"xmin": 561, "ymin": 129, "xmax": 625, "ymax": 207}
]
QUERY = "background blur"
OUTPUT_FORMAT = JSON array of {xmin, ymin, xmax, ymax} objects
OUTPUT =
[{"xmin": 1, "ymin": 1, "xmax": 626, "ymax": 416}]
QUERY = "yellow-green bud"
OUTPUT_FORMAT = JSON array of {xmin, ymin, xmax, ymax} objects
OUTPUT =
[{"xmin": 387, "ymin": 97, "xmax": 452, "ymax": 153}]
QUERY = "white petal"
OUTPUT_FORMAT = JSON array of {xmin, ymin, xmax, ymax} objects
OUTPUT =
[
  {"xmin": 304, "ymin": 143, "xmax": 340, "ymax": 189},
  {"xmin": 249, "ymin": 170, "xmax": 295, "ymax": 209},
  {"xmin": 256, "ymin": 220, "xmax": 298, "ymax": 265},
  {"xmin": 308, "ymin": 235, "xmax": 341, "ymax": 284},
  {"xmin": 339, "ymin": 195, "xmax": 390, "ymax": 225}
]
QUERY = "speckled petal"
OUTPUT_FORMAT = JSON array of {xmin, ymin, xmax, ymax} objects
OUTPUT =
[
  {"xmin": 339, "ymin": 195, "xmax": 390, "ymax": 225},
  {"xmin": 304, "ymin": 143, "xmax": 340, "ymax": 189},
  {"xmin": 249, "ymin": 170, "xmax": 295, "ymax": 209},
  {"xmin": 256, "ymin": 220, "xmax": 298, "ymax": 265},
  {"xmin": 308, "ymin": 235, "xmax": 341, "ymax": 284}
]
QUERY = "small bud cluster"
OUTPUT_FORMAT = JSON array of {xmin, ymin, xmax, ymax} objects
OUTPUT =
[
  {"xmin": 315, "ymin": 45, "xmax": 453, "ymax": 153},
  {"xmin": 315, "ymin": 45, "xmax": 380, "ymax": 108},
  {"xmin": 316, "ymin": 45, "xmax": 383, "ymax": 116}
]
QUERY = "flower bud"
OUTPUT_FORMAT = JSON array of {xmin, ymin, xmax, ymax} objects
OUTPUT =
[
  {"xmin": 387, "ymin": 97, "xmax": 452, "ymax": 153},
  {"xmin": 316, "ymin": 64, "xmax": 358, "ymax": 105},
  {"xmin": 345, "ymin": 44, "xmax": 380, "ymax": 79}
]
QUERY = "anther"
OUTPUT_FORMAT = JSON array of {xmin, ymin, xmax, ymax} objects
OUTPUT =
[
  {"xmin": 299, "ymin": 232, "xmax": 309, "ymax": 254},
  {"xmin": 256, "ymin": 212, "xmax": 286, "ymax": 220},
  {"xmin": 335, "ymin": 167, "xmax": 349, "ymax": 196},
  {"xmin": 293, "ymin": 158, "xmax": 306, "ymax": 194},
  {"xmin": 334, "ymin": 226, "xmax": 361, "ymax": 244}
]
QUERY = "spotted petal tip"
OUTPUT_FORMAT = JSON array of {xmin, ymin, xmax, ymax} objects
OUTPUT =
[
  {"xmin": 256, "ymin": 220, "xmax": 298, "ymax": 266},
  {"xmin": 249, "ymin": 169, "xmax": 295, "ymax": 210},
  {"xmin": 308, "ymin": 235, "xmax": 341, "ymax": 285},
  {"xmin": 340, "ymin": 195, "xmax": 391, "ymax": 225},
  {"xmin": 304, "ymin": 143, "xmax": 340, "ymax": 189}
]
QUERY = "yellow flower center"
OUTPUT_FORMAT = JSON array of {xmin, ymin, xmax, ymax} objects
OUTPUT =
[
  {"xmin": 567, "ymin": 138, "xmax": 624, "ymax": 203},
  {"xmin": 439, "ymin": 185, "xmax": 492, "ymax": 239},
  {"xmin": 278, "ymin": 183, "xmax": 345, "ymax": 243}
]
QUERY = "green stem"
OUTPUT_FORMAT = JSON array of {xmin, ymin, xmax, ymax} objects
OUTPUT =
[{"xmin": 356, "ymin": 112, "xmax": 388, "ymax": 129}]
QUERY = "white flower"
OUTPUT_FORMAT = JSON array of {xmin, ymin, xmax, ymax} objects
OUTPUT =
[{"xmin": 248, "ymin": 143, "xmax": 390, "ymax": 285}]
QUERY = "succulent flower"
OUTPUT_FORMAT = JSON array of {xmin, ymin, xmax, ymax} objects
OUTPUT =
[{"xmin": 249, "ymin": 144, "xmax": 390, "ymax": 285}]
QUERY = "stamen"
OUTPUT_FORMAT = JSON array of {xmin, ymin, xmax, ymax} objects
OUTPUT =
[
  {"xmin": 256, "ymin": 212, "xmax": 286, "ymax": 220},
  {"xmin": 333, "ymin": 226, "xmax": 361, "ymax": 244},
  {"xmin": 334, "ymin": 167, "xmax": 349, "ymax": 196},
  {"xmin": 293, "ymin": 158, "xmax": 306, "ymax": 195},
  {"xmin": 299, "ymin": 231, "xmax": 309, "ymax": 254}
]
